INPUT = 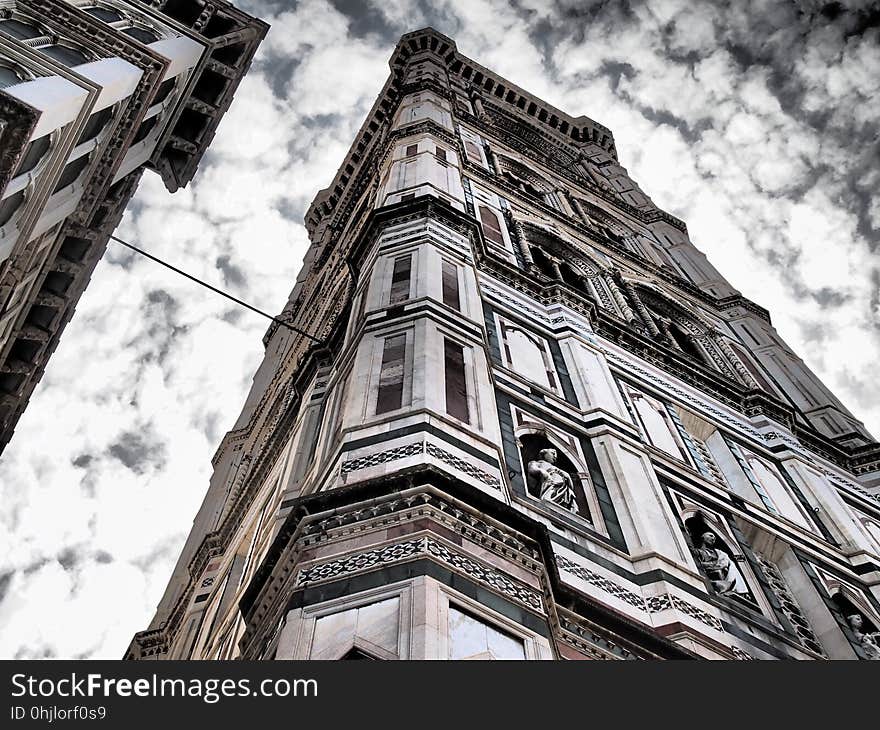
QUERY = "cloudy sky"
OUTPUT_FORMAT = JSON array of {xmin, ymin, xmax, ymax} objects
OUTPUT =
[{"xmin": 0, "ymin": 0, "xmax": 878, "ymax": 659}]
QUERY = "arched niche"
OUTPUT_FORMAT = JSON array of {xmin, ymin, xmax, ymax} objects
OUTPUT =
[
  {"xmin": 516, "ymin": 428, "xmax": 593, "ymax": 522},
  {"xmin": 683, "ymin": 511, "xmax": 755, "ymax": 604},
  {"xmin": 831, "ymin": 589, "xmax": 880, "ymax": 659}
]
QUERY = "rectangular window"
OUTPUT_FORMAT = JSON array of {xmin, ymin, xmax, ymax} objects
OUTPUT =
[
  {"xmin": 388, "ymin": 254, "xmax": 412, "ymax": 304},
  {"xmin": 478, "ymin": 205, "xmax": 505, "ymax": 246},
  {"xmin": 376, "ymin": 334, "xmax": 406, "ymax": 414},
  {"xmin": 435, "ymin": 146, "xmax": 447, "ymax": 161},
  {"xmin": 405, "ymin": 144, "xmax": 419, "ymax": 157},
  {"xmin": 441, "ymin": 260, "xmax": 461, "ymax": 311},
  {"xmin": 444, "ymin": 338, "xmax": 469, "ymax": 423}
]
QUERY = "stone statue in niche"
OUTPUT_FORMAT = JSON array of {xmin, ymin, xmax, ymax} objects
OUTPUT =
[
  {"xmin": 527, "ymin": 448, "xmax": 577, "ymax": 511},
  {"xmin": 847, "ymin": 614, "xmax": 880, "ymax": 660},
  {"xmin": 694, "ymin": 531, "xmax": 748, "ymax": 597}
]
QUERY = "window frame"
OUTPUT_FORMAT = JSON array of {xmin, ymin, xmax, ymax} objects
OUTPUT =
[
  {"xmin": 436, "ymin": 585, "xmax": 548, "ymax": 660},
  {"xmin": 368, "ymin": 328, "xmax": 414, "ymax": 418}
]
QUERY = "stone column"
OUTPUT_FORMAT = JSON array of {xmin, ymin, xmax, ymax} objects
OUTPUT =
[
  {"xmin": 506, "ymin": 211, "xmax": 535, "ymax": 269},
  {"xmin": 656, "ymin": 317, "xmax": 683, "ymax": 352},
  {"xmin": 602, "ymin": 269, "xmax": 637, "ymax": 324},
  {"xmin": 569, "ymin": 195, "xmax": 590, "ymax": 227},
  {"xmin": 713, "ymin": 330, "xmax": 760, "ymax": 388},
  {"xmin": 621, "ymin": 279, "xmax": 661, "ymax": 338},
  {"xmin": 556, "ymin": 188, "xmax": 575, "ymax": 217},
  {"xmin": 486, "ymin": 145, "xmax": 503, "ymax": 176}
]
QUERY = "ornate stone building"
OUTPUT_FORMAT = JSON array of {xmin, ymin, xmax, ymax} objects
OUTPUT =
[
  {"xmin": 129, "ymin": 29, "xmax": 880, "ymax": 660},
  {"xmin": 0, "ymin": 0, "xmax": 267, "ymax": 452}
]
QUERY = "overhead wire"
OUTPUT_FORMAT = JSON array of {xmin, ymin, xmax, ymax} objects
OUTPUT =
[{"xmin": 108, "ymin": 234, "xmax": 321, "ymax": 344}]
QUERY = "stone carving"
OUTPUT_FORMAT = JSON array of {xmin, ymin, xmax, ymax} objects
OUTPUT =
[
  {"xmin": 527, "ymin": 448, "xmax": 577, "ymax": 511},
  {"xmin": 694, "ymin": 531, "xmax": 748, "ymax": 597},
  {"xmin": 847, "ymin": 614, "xmax": 880, "ymax": 660}
]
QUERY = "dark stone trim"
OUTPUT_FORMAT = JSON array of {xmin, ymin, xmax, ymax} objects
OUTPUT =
[
  {"xmin": 547, "ymin": 335, "xmax": 579, "ymax": 407},
  {"xmin": 341, "ymin": 422, "xmax": 500, "ymax": 470},
  {"xmin": 482, "ymin": 300, "xmax": 503, "ymax": 363},
  {"xmin": 372, "ymin": 300, "xmax": 484, "ymax": 341},
  {"xmin": 851, "ymin": 561, "xmax": 880, "ymax": 576},
  {"xmin": 719, "ymin": 620, "xmax": 794, "ymax": 660},
  {"xmin": 285, "ymin": 559, "xmax": 552, "ymax": 640}
]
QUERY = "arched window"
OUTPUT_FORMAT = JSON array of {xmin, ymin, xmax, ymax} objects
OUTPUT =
[
  {"xmin": 463, "ymin": 139, "xmax": 484, "ymax": 165},
  {"xmin": 743, "ymin": 454, "xmax": 812, "ymax": 528},
  {"xmin": 666, "ymin": 320, "xmax": 705, "ymax": 362},
  {"xmin": 559, "ymin": 262, "xmax": 583, "ymax": 289},
  {"xmin": 628, "ymin": 388, "xmax": 689, "ymax": 462},
  {"xmin": 528, "ymin": 246, "xmax": 557, "ymax": 279}
]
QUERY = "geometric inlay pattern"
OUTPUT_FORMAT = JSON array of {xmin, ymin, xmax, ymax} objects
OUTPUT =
[
  {"xmin": 341, "ymin": 442, "xmax": 424, "ymax": 473},
  {"xmin": 556, "ymin": 555, "xmax": 646, "ymax": 609},
  {"xmin": 556, "ymin": 555, "xmax": 724, "ymax": 631},
  {"xmin": 425, "ymin": 442, "xmax": 502, "ymax": 489},
  {"xmin": 341, "ymin": 440, "xmax": 502, "ymax": 490},
  {"xmin": 296, "ymin": 537, "xmax": 542, "ymax": 611}
]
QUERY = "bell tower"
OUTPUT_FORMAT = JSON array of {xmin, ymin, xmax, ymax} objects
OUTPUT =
[{"xmin": 129, "ymin": 28, "xmax": 880, "ymax": 661}]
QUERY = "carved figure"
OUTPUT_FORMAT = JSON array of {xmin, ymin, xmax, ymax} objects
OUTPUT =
[
  {"xmin": 847, "ymin": 614, "xmax": 880, "ymax": 660},
  {"xmin": 527, "ymin": 448, "xmax": 576, "ymax": 511},
  {"xmin": 694, "ymin": 531, "xmax": 747, "ymax": 596}
]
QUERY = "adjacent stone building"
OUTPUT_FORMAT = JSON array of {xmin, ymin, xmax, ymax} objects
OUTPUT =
[
  {"xmin": 129, "ymin": 28, "xmax": 880, "ymax": 660},
  {"xmin": 0, "ymin": 0, "xmax": 267, "ymax": 452}
]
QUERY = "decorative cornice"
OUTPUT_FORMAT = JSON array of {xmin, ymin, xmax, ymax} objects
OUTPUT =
[{"xmin": 233, "ymin": 469, "xmax": 698, "ymax": 660}]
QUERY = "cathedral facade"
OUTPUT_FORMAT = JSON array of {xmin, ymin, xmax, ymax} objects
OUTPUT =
[
  {"xmin": 130, "ymin": 28, "xmax": 880, "ymax": 661},
  {"xmin": 0, "ymin": 0, "xmax": 267, "ymax": 452}
]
